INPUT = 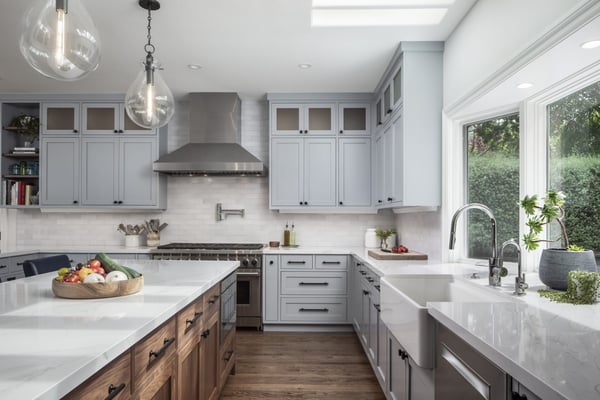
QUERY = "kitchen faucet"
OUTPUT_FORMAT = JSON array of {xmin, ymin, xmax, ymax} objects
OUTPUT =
[
  {"xmin": 500, "ymin": 239, "xmax": 528, "ymax": 295},
  {"xmin": 216, "ymin": 203, "xmax": 245, "ymax": 221},
  {"xmin": 449, "ymin": 203, "xmax": 502, "ymax": 286}
]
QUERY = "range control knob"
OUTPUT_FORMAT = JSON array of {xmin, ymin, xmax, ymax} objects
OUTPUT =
[
  {"xmin": 251, "ymin": 258, "xmax": 258, "ymax": 267},
  {"xmin": 242, "ymin": 259, "xmax": 250, "ymax": 267}
]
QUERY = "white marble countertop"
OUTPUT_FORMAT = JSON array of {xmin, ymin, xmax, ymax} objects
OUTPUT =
[
  {"xmin": 0, "ymin": 259, "xmax": 238, "ymax": 400},
  {"xmin": 0, "ymin": 246, "xmax": 155, "ymax": 258}
]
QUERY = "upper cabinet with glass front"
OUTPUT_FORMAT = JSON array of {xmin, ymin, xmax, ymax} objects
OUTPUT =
[
  {"xmin": 338, "ymin": 104, "xmax": 370, "ymax": 136},
  {"xmin": 41, "ymin": 103, "xmax": 80, "ymax": 135},
  {"xmin": 271, "ymin": 103, "xmax": 336, "ymax": 135},
  {"xmin": 82, "ymin": 103, "xmax": 154, "ymax": 135}
]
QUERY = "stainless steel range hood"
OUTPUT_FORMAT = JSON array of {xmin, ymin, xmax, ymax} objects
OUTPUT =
[{"xmin": 153, "ymin": 93, "xmax": 265, "ymax": 176}]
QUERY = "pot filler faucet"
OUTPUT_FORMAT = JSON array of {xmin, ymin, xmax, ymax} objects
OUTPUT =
[
  {"xmin": 216, "ymin": 203, "xmax": 245, "ymax": 222},
  {"xmin": 449, "ymin": 203, "xmax": 502, "ymax": 286}
]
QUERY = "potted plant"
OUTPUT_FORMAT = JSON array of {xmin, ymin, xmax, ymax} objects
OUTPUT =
[
  {"xmin": 10, "ymin": 114, "xmax": 39, "ymax": 147},
  {"xmin": 375, "ymin": 228, "xmax": 396, "ymax": 250},
  {"xmin": 521, "ymin": 190, "xmax": 597, "ymax": 290}
]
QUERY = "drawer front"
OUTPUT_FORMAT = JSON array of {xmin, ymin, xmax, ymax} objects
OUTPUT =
[
  {"xmin": 203, "ymin": 283, "xmax": 221, "ymax": 319},
  {"xmin": 64, "ymin": 351, "xmax": 131, "ymax": 400},
  {"xmin": 177, "ymin": 296, "xmax": 204, "ymax": 350},
  {"xmin": 133, "ymin": 317, "xmax": 177, "ymax": 385},
  {"xmin": 280, "ymin": 297, "xmax": 347, "ymax": 323},
  {"xmin": 281, "ymin": 271, "xmax": 347, "ymax": 295},
  {"xmin": 315, "ymin": 255, "xmax": 347, "ymax": 270},
  {"xmin": 280, "ymin": 254, "xmax": 314, "ymax": 269}
]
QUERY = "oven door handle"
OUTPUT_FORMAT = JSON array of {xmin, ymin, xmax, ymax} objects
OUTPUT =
[{"xmin": 236, "ymin": 271, "xmax": 260, "ymax": 276}]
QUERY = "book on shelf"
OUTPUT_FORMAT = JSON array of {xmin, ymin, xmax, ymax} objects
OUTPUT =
[
  {"xmin": 3, "ymin": 180, "xmax": 37, "ymax": 206},
  {"xmin": 13, "ymin": 147, "xmax": 37, "ymax": 151}
]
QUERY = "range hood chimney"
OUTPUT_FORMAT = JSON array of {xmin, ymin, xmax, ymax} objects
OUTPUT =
[{"xmin": 153, "ymin": 93, "xmax": 265, "ymax": 176}]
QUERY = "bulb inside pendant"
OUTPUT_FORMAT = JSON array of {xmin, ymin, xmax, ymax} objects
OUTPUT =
[
  {"xmin": 20, "ymin": 0, "xmax": 101, "ymax": 81},
  {"xmin": 125, "ymin": 57, "xmax": 175, "ymax": 129}
]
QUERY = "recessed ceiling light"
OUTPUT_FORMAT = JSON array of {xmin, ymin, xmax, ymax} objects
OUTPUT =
[
  {"xmin": 517, "ymin": 83, "xmax": 533, "ymax": 89},
  {"xmin": 312, "ymin": 0, "xmax": 454, "ymax": 6},
  {"xmin": 581, "ymin": 40, "xmax": 600, "ymax": 49},
  {"xmin": 311, "ymin": 8, "xmax": 448, "ymax": 26},
  {"xmin": 187, "ymin": 64, "xmax": 202, "ymax": 70},
  {"xmin": 298, "ymin": 63, "xmax": 312, "ymax": 69}
]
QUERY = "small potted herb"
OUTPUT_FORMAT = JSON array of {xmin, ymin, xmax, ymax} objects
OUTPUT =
[
  {"xmin": 10, "ymin": 114, "xmax": 39, "ymax": 147},
  {"xmin": 375, "ymin": 228, "xmax": 396, "ymax": 250},
  {"xmin": 521, "ymin": 190, "xmax": 597, "ymax": 290}
]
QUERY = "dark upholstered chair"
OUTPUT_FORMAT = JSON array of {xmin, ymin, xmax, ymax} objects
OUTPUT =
[{"xmin": 22, "ymin": 255, "xmax": 71, "ymax": 277}]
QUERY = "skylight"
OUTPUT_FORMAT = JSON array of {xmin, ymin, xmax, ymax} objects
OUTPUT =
[{"xmin": 311, "ymin": 0, "xmax": 452, "ymax": 27}]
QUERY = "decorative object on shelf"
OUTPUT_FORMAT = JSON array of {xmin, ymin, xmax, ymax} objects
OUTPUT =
[
  {"xmin": 125, "ymin": 0, "xmax": 174, "ymax": 129},
  {"xmin": 364, "ymin": 228, "xmax": 379, "ymax": 248},
  {"xmin": 521, "ymin": 190, "xmax": 597, "ymax": 290},
  {"xmin": 9, "ymin": 114, "xmax": 39, "ymax": 147},
  {"xmin": 19, "ymin": 0, "xmax": 101, "ymax": 81},
  {"xmin": 144, "ymin": 218, "xmax": 167, "ymax": 247},
  {"xmin": 117, "ymin": 223, "xmax": 147, "ymax": 247},
  {"xmin": 375, "ymin": 228, "xmax": 396, "ymax": 249}
]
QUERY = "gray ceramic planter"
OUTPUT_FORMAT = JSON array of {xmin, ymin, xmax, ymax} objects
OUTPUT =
[{"xmin": 539, "ymin": 249, "xmax": 597, "ymax": 290}]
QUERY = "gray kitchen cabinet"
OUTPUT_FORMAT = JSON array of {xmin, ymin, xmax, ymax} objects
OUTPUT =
[
  {"xmin": 349, "ymin": 257, "xmax": 363, "ymax": 333},
  {"xmin": 270, "ymin": 103, "xmax": 336, "ymax": 136},
  {"xmin": 510, "ymin": 378, "xmax": 543, "ymax": 400},
  {"xmin": 119, "ymin": 137, "xmax": 158, "ymax": 206},
  {"xmin": 389, "ymin": 333, "xmax": 409, "ymax": 400},
  {"xmin": 41, "ymin": 103, "xmax": 80, "ymax": 135},
  {"xmin": 40, "ymin": 137, "xmax": 80, "ymax": 206},
  {"xmin": 338, "ymin": 104, "xmax": 370, "ymax": 136},
  {"xmin": 82, "ymin": 103, "xmax": 154, "ymax": 135},
  {"xmin": 262, "ymin": 253, "xmax": 348, "ymax": 325},
  {"xmin": 371, "ymin": 42, "xmax": 442, "ymax": 208},
  {"xmin": 0, "ymin": 254, "xmax": 31, "ymax": 281},
  {"xmin": 270, "ymin": 137, "xmax": 336, "ymax": 208},
  {"xmin": 435, "ymin": 322, "xmax": 506, "ymax": 400},
  {"xmin": 81, "ymin": 137, "xmax": 118, "ymax": 205},
  {"xmin": 409, "ymin": 358, "xmax": 434, "ymax": 400},
  {"xmin": 374, "ymin": 117, "xmax": 401, "ymax": 207},
  {"xmin": 338, "ymin": 138, "xmax": 371, "ymax": 207}
]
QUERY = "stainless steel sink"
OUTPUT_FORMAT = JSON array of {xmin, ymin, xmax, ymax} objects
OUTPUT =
[{"xmin": 380, "ymin": 274, "xmax": 507, "ymax": 369}]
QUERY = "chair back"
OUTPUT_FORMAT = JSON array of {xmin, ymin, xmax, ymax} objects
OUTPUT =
[{"xmin": 23, "ymin": 255, "xmax": 71, "ymax": 277}]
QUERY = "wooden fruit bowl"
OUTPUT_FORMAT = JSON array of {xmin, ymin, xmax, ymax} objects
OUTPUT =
[{"xmin": 52, "ymin": 276, "xmax": 144, "ymax": 299}]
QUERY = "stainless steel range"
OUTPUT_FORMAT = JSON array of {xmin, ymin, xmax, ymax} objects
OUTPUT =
[{"xmin": 151, "ymin": 243, "xmax": 263, "ymax": 330}]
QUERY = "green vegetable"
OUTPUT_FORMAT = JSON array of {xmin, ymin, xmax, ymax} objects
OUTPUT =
[{"xmin": 94, "ymin": 253, "xmax": 141, "ymax": 279}]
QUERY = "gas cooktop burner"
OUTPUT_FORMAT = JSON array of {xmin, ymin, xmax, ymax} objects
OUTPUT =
[{"xmin": 156, "ymin": 243, "xmax": 264, "ymax": 250}]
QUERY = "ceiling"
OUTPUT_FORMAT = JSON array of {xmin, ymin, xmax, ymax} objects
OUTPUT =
[{"xmin": 0, "ymin": 0, "xmax": 477, "ymax": 99}]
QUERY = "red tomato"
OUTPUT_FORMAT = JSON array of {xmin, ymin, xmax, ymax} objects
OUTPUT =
[{"xmin": 89, "ymin": 259, "xmax": 101, "ymax": 269}]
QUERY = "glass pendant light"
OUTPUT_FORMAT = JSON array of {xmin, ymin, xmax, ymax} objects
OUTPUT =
[
  {"xmin": 125, "ymin": 0, "xmax": 175, "ymax": 129},
  {"xmin": 19, "ymin": 0, "xmax": 101, "ymax": 81}
]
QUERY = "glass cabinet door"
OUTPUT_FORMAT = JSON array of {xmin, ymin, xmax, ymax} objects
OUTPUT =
[
  {"xmin": 120, "ymin": 104, "xmax": 154, "ymax": 134},
  {"xmin": 271, "ymin": 104, "xmax": 303, "ymax": 135},
  {"xmin": 383, "ymin": 85, "xmax": 392, "ymax": 119},
  {"xmin": 339, "ymin": 104, "xmax": 370, "ymax": 136},
  {"xmin": 42, "ymin": 103, "xmax": 80, "ymax": 134},
  {"xmin": 82, "ymin": 103, "xmax": 119, "ymax": 134},
  {"xmin": 393, "ymin": 66, "xmax": 402, "ymax": 107},
  {"xmin": 305, "ymin": 104, "xmax": 335, "ymax": 135}
]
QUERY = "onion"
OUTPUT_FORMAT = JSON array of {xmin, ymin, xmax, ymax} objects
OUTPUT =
[
  {"xmin": 83, "ymin": 273, "xmax": 105, "ymax": 283},
  {"xmin": 105, "ymin": 271, "xmax": 128, "ymax": 282}
]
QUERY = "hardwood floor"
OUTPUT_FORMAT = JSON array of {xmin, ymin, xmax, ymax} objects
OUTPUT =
[{"xmin": 220, "ymin": 330, "xmax": 386, "ymax": 400}]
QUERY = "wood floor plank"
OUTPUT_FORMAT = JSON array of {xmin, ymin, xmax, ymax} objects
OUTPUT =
[{"xmin": 220, "ymin": 330, "xmax": 386, "ymax": 400}]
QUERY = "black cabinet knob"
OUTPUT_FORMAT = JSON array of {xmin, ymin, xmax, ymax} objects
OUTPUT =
[
  {"xmin": 118, "ymin": 201, "xmax": 123, "ymax": 204},
  {"xmin": 299, "ymin": 130, "xmax": 303, "ymax": 133},
  {"xmin": 387, "ymin": 197, "xmax": 393, "ymax": 201},
  {"xmin": 299, "ymin": 201, "xmax": 303, "ymax": 205},
  {"xmin": 269, "ymin": 260, "xmax": 274, "ymax": 265},
  {"xmin": 378, "ymin": 200, "xmax": 383, "ymax": 203},
  {"xmin": 377, "ymin": 122, "xmax": 382, "ymax": 126},
  {"xmin": 119, "ymin": 129, "xmax": 124, "ymax": 133},
  {"xmin": 73, "ymin": 200, "xmax": 78, "ymax": 204},
  {"xmin": 304, "ymin": 201, "xmax": 308, "ymax": 205},
  {"xmin": 73, "ymin": 129, "xmax": 78, "ymax": 133},
  {"xmin": 339, "ymin": 130, "xmax": 343, "ymax": 134},
  {"xmin": 339, "ymin": 201, "xmax": 343, "ymax": 205},
  {"xmin": 399, "ymin": 350, "xmax": 408, "ymax": 360},
  {"xmin": 387, "ymin": 109, "xmax": 392, "ymax": 114},
  {"xmin": 113, "ymin": 200, "xmax": 118, "ymax": 204},
  {"xmin": 113, "ymin": 129, "xmax": 118, "ymax": 133},
  {"xmin": 304, "ymin": 130, "xmax": 308, "ymax": 134}
]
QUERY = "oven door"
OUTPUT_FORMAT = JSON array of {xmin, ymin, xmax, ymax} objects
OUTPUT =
[{"xmin": 236, "ymin": 270, "xmax": 261, "ymax": 318}]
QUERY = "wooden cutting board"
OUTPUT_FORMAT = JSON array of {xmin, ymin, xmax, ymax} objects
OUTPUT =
[{"xmin": 367, "ymin": 249, "xmax": 428, "ymax": 260}]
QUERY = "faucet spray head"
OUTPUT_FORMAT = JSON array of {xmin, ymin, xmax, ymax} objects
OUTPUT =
[{"xmin": 449, "ymin": 231, "xmax": 456, "ymax": 250}]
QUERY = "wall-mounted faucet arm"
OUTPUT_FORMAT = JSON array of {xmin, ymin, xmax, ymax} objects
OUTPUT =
[{"xmin": 216, "ymin": 203, "xmax": 245, "ymax": 221}]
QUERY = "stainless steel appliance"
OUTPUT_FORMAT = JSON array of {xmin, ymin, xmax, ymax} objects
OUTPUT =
[
  {"xmin": 151, "ymin": 243, "xmax": 263, "ymax": 330},
  {"xmin": 220, "ymin": 271, "xmax": 237, "ymax": 343}
]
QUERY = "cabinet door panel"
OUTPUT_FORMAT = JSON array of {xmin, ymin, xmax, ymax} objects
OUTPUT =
[
  {"xmin": 304, "ymin": 138, "xmax": 335, "ymax": 206},
  {"xmin": 40, "ymin": 138, "xmax": 79, "ymax": 205},
  {"xmin": 42, "ymin": 103, "xmax": 80, "ymax": 134},
  {"xmin": 120, "ymin": 138, "xmax": 156, "ymax": 206},
  {"xmin": 389, "ymin": 335, "xmax": 408, "ymax": 400},
  {"xmin": 391, "ymin": 113, "xmax": 404, "ymax": 204},
  {"xmin": 374, "ymin": 133, "xmax": 385, "ymax": 206},
  {"xmin": 82, "ymin": 103, "xmax": 119, "ymax": 134},
  {"xmin": 383, "ymin": 125, "xmax": 394, "ymax": 204},
  {"xmin": 339, "ymin": 104, "xmax": 370, "ymax": 136},
  {"xmin": 270, "ymin": 138, "xmax": 303, "ymax": 207},
  {"xmin": 271, "ymin": 104, "xmax": 303, "ymax": 135},
  {"xmin": 263, "ymin": 255, "xmax": 279, "ymax": 322},
  {"xmin": 339, "ymin": 138, "xmax": 370, "ymax": 207},
  {"xmin": 81, "ymin": 137, "xmax": 118, "ymax": 205},
  {"xmin": 305, "ymin": 104, "xmax": 335, "ymax": 135}
]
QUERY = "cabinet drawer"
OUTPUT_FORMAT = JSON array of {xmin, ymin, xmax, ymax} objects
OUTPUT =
[
  {"xmin": 280, "ymin": 297, "xmax": 347, "ymax": 323},
  {"xmin": 315, "ymin": 255, "xmax": 347, "ymax": 269},
  {"xmin": 280, "ymin": 254, "xmax": 313, "ymax": 269},
  {"xmin": 219, "ymin": 329, "xmax": 236, "ymax": 389},
  {"xmin": 177, "ymin": 296, "xmax": 204, "ymax": 350},
  {"xmin": 203, "ymin": 283, "xmax": 221, "ymax": 319},
  {"xmin": 281, "ymin": 271, "xmax": 347, "ymax": 295},
  {"xmin": 132, "ymin": 317, "xmax": 177, "ymax": 389},
  {"xmin": 64, "ymin": 351, "xmax": 131, "ymax": 400}
]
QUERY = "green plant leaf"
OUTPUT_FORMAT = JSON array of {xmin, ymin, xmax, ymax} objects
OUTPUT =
[{"xmin": 520, "ymin": 195, "xmax": 538, "ymax": 215}]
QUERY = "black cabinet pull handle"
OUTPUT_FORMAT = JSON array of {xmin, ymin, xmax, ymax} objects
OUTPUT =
[
  {"xmin": 287, "ymin": 261, "xmax": 306, "ymax": 264},
  {"xmin": 201, "ymin": 329, "xmax": 210, "ymax": 338},
  {"xmin": 105, "ymin": 383, "xmax": 126, "ymax": 400},
  {"xmin": 374, "ymin": 284, "xmax": 381, "ymax": 291},
  {"xmin": 208, "ymin": 295, "xmax": 220, "ymax": 304},
  {"xmin": 224, "ymin": 350, "xmax": 234, "ymax": 362},
  {"xmin": 378, "ymin": 200, "xmax": 383, "ymax": 203},
  {"xmin": 356, "ymin": 262, "xmax": 362, "ymax": 266},
  {"xmin": 387, "ymin": 197, "xmax": 393, "ymax": 201},
  {"xmin": 359, "ymin": 271, "xmax": 366, "ymax": 275},
  {"xmin": 299, "ymin": 282, "xmax": 329, "ymax": 286},
  {"xmin": 0, "ymin": 265, "xmax": 7, "ymax": 269},
  {"xmin": 399, "ymin": 350, "xmax": 408, "ymax": 360},
  {"xmin": 185, "ymin": 311, "xmax": 203, "ymax": 327},
  {"xmin": 374, "ymin": 304, "xmax": 381, "ymax": 312},
  {"xmin": 511, "ymin": 392, "xmax": 528, "ymax": 400},
  {"xmin": 387, "ymin": 109, "xmax": 392, "ymax": 114},
  {"xmin": 322, "ymin": 261, "xmax": 341, "ymax": 265},
  {"xmin": 7, "ymin": 277, "xmax": 16, "ymax": 281},
  {"xmin": 362, "ymin": 290, "xmax": 370, "ymax": 295},
  {"xmin": 367, "ymin": 277, "xmax": 374, "ymax": 283},
  {"xmin": 299, "ymin": 308, "xmax": 329, "ymax": 312},
  {"xmin": 377, "ymin": 122, "xmax": 382, "ymax": 126},
  {"xmin": 148, "ymin": 337, "xmax": 175, "ymax": 361}
]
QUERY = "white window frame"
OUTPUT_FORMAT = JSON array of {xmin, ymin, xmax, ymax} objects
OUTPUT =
[{"xmin": 443, "ymin": 63, "xmax": 600, "ymax": 272}]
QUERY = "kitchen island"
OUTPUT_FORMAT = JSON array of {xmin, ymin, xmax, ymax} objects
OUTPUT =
[{"xmin": 0, "ymin": 259, "xmax": 238, "ymax": 400}]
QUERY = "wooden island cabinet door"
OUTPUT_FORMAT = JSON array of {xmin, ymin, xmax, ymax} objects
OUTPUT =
[
  {"xmin": 134, "ymin": 356, "xmax": 177, "ymax": 400},
  {"xmin": 201, "ymin": 307, "xmax": 220, "ymax": 400}
]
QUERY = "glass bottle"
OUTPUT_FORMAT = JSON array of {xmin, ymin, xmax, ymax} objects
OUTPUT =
[
  {"xmin": 290, "ymin": 223, "xmax": 296, "ymax": 246},
  {"xmin": 283, "ymin": 223, "xmax": 290, "ymax": 246}
]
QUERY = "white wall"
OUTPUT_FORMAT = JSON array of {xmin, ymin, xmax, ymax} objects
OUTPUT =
[
  {"xmin": 443, "ymin": 0, "xmax": 588, "ymax": 108},
  {"xmin": 13, "ymin": 99, "xmax": 394, "ymax": 249},
  {"xmin": 395, "ymin": 210, "xmax": 442, "ymax": 263}
]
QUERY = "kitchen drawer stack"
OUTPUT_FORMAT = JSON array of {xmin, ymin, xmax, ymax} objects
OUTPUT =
[{"xmin": 263, "ymin": 254, "xmax": 349, "ymax": 325}]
